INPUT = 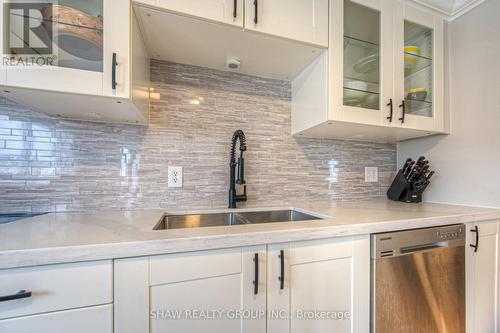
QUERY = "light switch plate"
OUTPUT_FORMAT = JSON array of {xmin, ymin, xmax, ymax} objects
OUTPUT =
[
  {"xmin": 168, "ymin": 166, "xmax": 183, "ymax": 188},
  {"xmin": 365, "ymin": 167, "xmax": 378, "ymax": 183}
]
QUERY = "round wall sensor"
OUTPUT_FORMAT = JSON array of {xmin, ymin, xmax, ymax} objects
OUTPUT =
[{"xmin": 226, "ymin": 57, "xmax": 241, "ymax": 70}]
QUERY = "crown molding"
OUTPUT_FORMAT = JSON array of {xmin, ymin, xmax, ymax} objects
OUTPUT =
[{"xmin": 404, "ymin": 0, "xmax": 486, "ymax": 21}]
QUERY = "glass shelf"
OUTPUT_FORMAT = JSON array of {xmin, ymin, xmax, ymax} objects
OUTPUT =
[
  {"xmin": 344, "ymin": 36, "xmax": 380, "ymax": 84},
  {"xmin": 405, "ymin": 98, "xmax": 432, "ymax": 117},
  {"xmin": 404, "ymin": 52, "xmax": 432, "ymax": 77},
  {"xmin": 344, "ymin": 87, "xmax": 380, "ymax": 110},
  {"xmin": 344, "ymin": 35, "xmax": 379, "ymax": 48}
]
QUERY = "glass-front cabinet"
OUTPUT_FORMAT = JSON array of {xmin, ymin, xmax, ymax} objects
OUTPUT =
[
  {"xmin": 1, "ymin": 0, "xmax": 130, "ymax": 98},
  {"xmin": 331, "ymin": 0, "xmax": 393, "ymax": 127},
  {"xmin": 328, "ymin": 0, "xmax": 444, "ymax": 133},
  {"xmin": 394, "ymin": 2, "xmax": 444, "ymax": 132}
]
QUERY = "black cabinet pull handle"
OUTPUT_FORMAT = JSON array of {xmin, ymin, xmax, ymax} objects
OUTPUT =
[
  {"xmin": 278, "ymin": 250, "xmax": 284, "ymax": 290},
  {"xmin": 112, "ymin": 53, "xmax": 117, "ymax": 90},
  {"xmin": 0, "ymin": 290, "xmax": 32, "ymax": 303},
  {"xmin": 233, "ymin": 0, "xmax": 237, "ymax": 18},
  {"xmin": 398, "ymin": 100, "xmax": 406, "ymax": 123},
  {"xmin": 253, "ymin": 0, "xmax": 258, "ymax": 24},
  {"xmin": 470, "ymin": 226, "xmax": 479, "ymax": 253},
  {"xmin": 253, "ymin": 253, "xmax": 259, "ymax": 295},
  {"xmin": 387, "ymin": 99, "xmax": 393, "ymax": 122}
]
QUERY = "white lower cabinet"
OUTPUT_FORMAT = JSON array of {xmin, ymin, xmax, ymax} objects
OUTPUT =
[
  {"xmin": 466, "ymin": 220, "xmax": 499, "ymax": 333},
  {"xmin": 114, "ymin": 236, "xmax": 370, "ymax": 333},
  {"xmin": 115, "ymin": 246, "xmax": 267, "ymax": 333},
  {"xmin": 267, "ymin": 235, "xmax": 370, "ymax": 333}
]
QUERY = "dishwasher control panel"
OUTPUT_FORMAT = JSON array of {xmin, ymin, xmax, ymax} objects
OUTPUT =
[
  {"xmin": 437, "ymin": 225, "xmax": 464, "ymax": 240},
  {"xmin": 371, "ymin": 224, "xmax": 466, "ymax": 259}
]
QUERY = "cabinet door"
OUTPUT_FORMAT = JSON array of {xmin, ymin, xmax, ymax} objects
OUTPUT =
[
  {"xmin": 393, "ymin": 2, "xmax": 444, "ymax": 132},
  {"xmin": 267, "ymin": 236, "xmax": 370, "ymax": 333},
  {"xmin": 153, "ymin": 0, "xmax": 244, "ymax": 27},
  {"xmin": 330, "ymin": 0, "xmax": 394, "ymax": 127},
  {"xmin": 114, "ymin": 246, "xmax": 267, "ymax": 333},
  {"xmin": 102, "ymin": 0, "xmax": 130, "ymax": 98},
  {"xmin": 466, "ymin": 221, "xmax": 499, "ymax": 333},
  {"xmin": 244, "ymin": 0, "xmax": 328, "ymax": 47},
  {"xmin": 2, "ymin": 0, "xmax": 129, "ymax": 97}
]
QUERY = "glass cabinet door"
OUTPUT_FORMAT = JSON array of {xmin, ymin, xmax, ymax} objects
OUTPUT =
[
  {"xmin": 395, "ymin": 4, "xmax": 444, "ymax": 132},
  {"xmin": 343, "ymin": 0, "xmax": 380, "ymax": 111},
  {"xmin": 1, "ymin": 0, "xmax": 129, "ymax": 98},
  {"xmin": 331, "ymin": 0, "xmax": 391, "ymax": 126},
  {"xmin": 3, "ymin": 0, "xmax": 103, "ymax": 72},
  {"xmin": 403, "ymin": 21, "xmax": 433, "ymax": 118}
]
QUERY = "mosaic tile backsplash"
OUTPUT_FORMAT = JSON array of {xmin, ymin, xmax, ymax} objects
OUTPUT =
[{"xmin": 0, "ymin": 60, "xmax": 396, "ymax": 213}]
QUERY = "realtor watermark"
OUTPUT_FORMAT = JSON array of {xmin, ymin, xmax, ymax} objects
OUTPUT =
[
  {"xmin": 2, "ymin": 1, "xmax": 56, "ymax": 67},
  {"xmin": 150, "ymin": 309, "xmax": 351, "ymax": 321}
]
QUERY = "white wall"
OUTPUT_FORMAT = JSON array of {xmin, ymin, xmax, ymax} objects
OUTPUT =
[{"xmin": 398, "ymin": 0, "xmax": 500, "ymax": 207}]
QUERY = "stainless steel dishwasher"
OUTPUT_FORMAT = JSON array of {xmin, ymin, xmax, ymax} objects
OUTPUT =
[{"xmin": 371, "ymin": 225, "xmax": 465, "ymax": 333}]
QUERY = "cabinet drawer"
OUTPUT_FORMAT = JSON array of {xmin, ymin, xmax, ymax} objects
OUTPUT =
[
  {"xmin": 0, "ymin": 304, "xmax": 113, "ymax": 333},
  {"xmin": 150, "ymin": 248, "xmax": 241, "ymax": 285},
  {"xmin": 0, "ymin": 260, "xmax": 112, "ymax": 320}
]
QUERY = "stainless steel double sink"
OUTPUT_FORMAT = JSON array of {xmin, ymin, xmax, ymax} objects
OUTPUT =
[{"xmin": 154, "ymin": 209, "xmax": 323, "ymax": 230}]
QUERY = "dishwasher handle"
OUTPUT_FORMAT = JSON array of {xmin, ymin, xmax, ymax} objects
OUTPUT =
[{"xmin": 400, "ymin": 242, "xmax": 448, "ymax": 254}]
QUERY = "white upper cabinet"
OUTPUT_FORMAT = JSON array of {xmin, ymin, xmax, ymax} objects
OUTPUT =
[
  {"xmin": 244, "ymin": 0, "xmax": 329, "ymax": 47},
  {"xmin": 2, "ymin": 0, "xmax": 128, "ymax": 97},
  {"xmin": 134, "ymin": 1, "xmax": 326, "ymax": 82},
  {"xmin": 393, "ymin": 2, "xmax": 444, "ymax": 132},
  {"xmin": 139, "ymin": 0, "xmax": 328, "ymax": 47},
  {"xmin": 291, "ymin": 0, "xmax": 446, "ymax": 142},
  {"xmin": 330, "ymin": 0, "xmax": 393, "ymax": 126},
  {"xmin": 147, "ymin": 0, "xmax": 244, "ymax": 27},
  {"xmin": 0, "ymin": 0, "xmax": 150, "ymax": 124}
]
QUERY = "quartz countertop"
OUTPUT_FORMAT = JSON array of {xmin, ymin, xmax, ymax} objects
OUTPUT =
[{"xmin": 1, "ymin": 200, "xmax": 499, "ymax": 269}]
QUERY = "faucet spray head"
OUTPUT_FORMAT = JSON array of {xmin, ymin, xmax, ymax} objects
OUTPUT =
[{"xmin": 236, "ymin": 156, "xmax": 245, "ymax": 185}]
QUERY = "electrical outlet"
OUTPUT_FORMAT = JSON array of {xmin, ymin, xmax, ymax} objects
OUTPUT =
[
  {"xmin": 365, "ymin": 167, "xmax": 378, "ymax": 183},
  {"xmin": 168, "ymin": 166, "xmax": 183, "ymax": 188}
]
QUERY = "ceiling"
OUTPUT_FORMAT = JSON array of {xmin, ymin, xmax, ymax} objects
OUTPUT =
[{"xmin": 405, "ymin": 0, "xmax": 485, "ymax": 20}]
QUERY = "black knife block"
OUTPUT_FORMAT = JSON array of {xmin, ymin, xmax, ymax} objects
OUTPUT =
[{"xmin": 387, "ymin": 170, "xmax": 428, "ymax": 203}]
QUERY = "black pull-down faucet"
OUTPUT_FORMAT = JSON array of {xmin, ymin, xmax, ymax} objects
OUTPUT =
[{"xmin": 228, "ymin": 130, "xmax": 247, "ymax": 208}]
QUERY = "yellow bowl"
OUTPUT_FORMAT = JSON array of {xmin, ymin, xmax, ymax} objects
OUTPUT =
[
  {"xmin": 406, "ymin": 88, "xmax": 427, "ymax": 101},
  {"xmin": 407, "ymin": 88, "xmax": 427, "ymax": 94},
  {"xmin": 404, "ymin": 46, "xmax": 420, "ymax": 55}
]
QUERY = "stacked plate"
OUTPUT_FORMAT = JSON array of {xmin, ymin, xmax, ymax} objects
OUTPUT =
[{"xmin": 344, "ymin": 79, "xmax": 379, "ymax": 109}]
